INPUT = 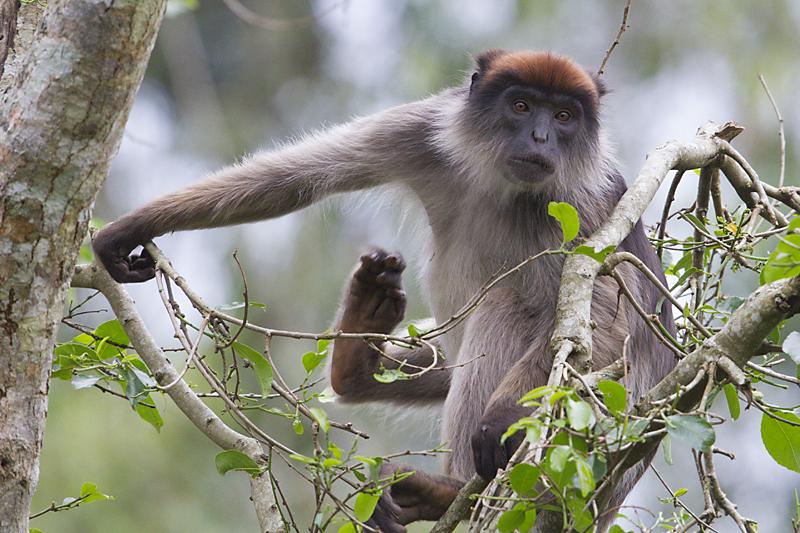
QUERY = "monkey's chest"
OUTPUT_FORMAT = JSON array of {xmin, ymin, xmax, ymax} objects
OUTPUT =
[{"xmin": 426, "ymin": 217, "xmax": 564, "ymax": 337}]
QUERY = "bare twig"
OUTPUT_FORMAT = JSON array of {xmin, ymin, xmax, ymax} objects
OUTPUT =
[
  {"xmin": 657, "ymin": 170, "xmax": 685, "ymax": 259},
  {"xmin": 71, "ymin": 263, "xmax": 284, "ymax": 532},
  {"xmin": 221, "ymin": 0, "xmax": 340, "ymax": 31},
  {"xmin": 598, "ymin": 0, "xmax": 633, "ymax": 75},
  {"xmin": 758, "ymin": 74, "xmax": 786, "ymax": 190},
  {"xmin": 703, "ymin": 450, "xmax": 756, "ymax": 533}
]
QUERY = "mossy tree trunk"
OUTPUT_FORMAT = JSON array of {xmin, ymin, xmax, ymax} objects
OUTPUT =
[{"xmin": 0, "ymin": 1, "xmax": 165, "ymax": 530}]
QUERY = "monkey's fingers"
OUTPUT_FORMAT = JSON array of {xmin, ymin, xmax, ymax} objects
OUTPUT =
[
  {"xmin": 93, "ymin": 229, "xmax": 156, "ymax": 283},
  {"xmin": 372, "ymin": 288, "xmax": 406, "ymax": 322},
  {"xmin": 471, "ymin": 423, "xmax": 512, "ymax": 480},
  {"xmin": 367, "ymin": 492, "xmax": 406, "ymax": 533},
  {"xmin": 357, "ymin": 249, "xmax": 406, "ymax": 280}
]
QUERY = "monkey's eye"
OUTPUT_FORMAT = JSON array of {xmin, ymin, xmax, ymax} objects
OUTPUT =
[
  {"xmin": 555, "ymin": 110, "xmax": 572, "ymax": 123},
  {"xmin": 512, "ymin": 100, "xmax": 529, "ymax": 113}
]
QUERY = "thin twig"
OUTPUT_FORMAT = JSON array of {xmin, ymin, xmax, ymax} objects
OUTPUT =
[
  {"xmin": 158, "ymin": 315, "xmax": 209, "ymax": 391},
  {"xmin": 758, "ymin": 74, "xmax": 786, "ymax": 191},
  {"xmin": 598, "ymin": 0, "xmax": 633, "ymax": 75},
  {"xmin": 703, "ymin": 450, "xmax": 756, "ymax": 532},
  {"xmin": 221, "ymin": 0, "xmax": 341, "ymax": 31}
]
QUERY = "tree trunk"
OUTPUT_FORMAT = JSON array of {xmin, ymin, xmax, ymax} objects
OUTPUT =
[
  {"xmin": 0, "ymin": 1, "xmax": 165, "ymax": 530},
  {"xmin": 0, "ymin": 0, "xmax": 19, "ymax": 80}
]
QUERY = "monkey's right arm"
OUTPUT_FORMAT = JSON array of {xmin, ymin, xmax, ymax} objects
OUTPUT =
[
  {"xmin": 92, "ymin": 101, "xmax": 438, "ymax": 283},
  {"xmin": 330, "ymin": 250, "xmax": 451, "ymax": 405}
]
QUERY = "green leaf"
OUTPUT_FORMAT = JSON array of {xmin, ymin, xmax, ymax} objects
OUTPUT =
[
  {"xmin": 566, "ymin": 494, "xmax": 594, "ymax": 532},
  {"xmin": 518, "ymin": 507, "xmax": 537, "ymax": 533},
  {"xmin": 328, "ymin": 442, "xmax": 342, "ymax": 459},
  {"xmin": 94, "ymin": 320, "xmax": 130, "ymax": 346},
  {"xmin": 549, "ymin": 445, "xmax": 571, "ymax": 472},
  {"xmin": 782, "ymin": 332, "xmax": 800, "ymax": 364},
  {"xmin": 682, "ymin": 212, "xmax": 707, "ymax": 232},
  {"xmin": 79, "ymin": 482, "xmax": 113, "ymax": 503},
  {"xmin": 508, "ymin": 463, "xmax": 540, "ymax": 497},
  {"xmin": 302, "ymin": 351, "xmax": 327, "ymax": 374},
  {"xmin": 722, "ymin": 384, "xmax": 740, "ymax": 420},
  {"xmin": 71, "ymin": 374, "xmax": 100, "ymax": 390},
  {"xmin": 502, "ymin": 417, "xmax": 540, "ymax": 444},
  {"xmin": 30, "ymin": 529, "xmax": 44, "ymax": 533},
  {"xmin": 289, "ymin": 453, "xmax": 317, "ymax": 465},
  {"xmin": 322, "ymin": 457, "xmax": 342, "ymax": 468},
  {"xmin": 54, "ymin": 342, "xmax": 99, "ymax": 360},
  {"xmin": 566, "ymin": 399, "xmax": 594, "ymax": 431},
  {"xmin": 123, "ymin": 368, "xmax": 146, "ymax": 407},
  {"xmin": 760, "ymin": 411, "xmax": 800, "ymax": 472},
  {"xmin": 608, "ymin": 526, "xmax": 627, "ymax": 533},
  {"xmin": 233, "ymin": 342, "xmax": 273, "ymax": 394},
  {"xmin": 309, "ymin": 407, "xmax": 331, "ymax": 432},
  {"xmin": 518, "ymin": 386, "xmax": 554, "ymax": 404},
  {"xmin": 673, "ymin": 487, "xmax": 688, "ymax": 498},
  {"xmin": 597, "ymin": 380, "xmax": 627, "ymax": 415},
  {"xmin": 761, "ymin": 235, "xmax": 800, "ymax": 285},
  {"xmin": 574, "ymin": 456, "xmax": 595, "ymax": 497},
  {"xmin": 373, "ymin": 368, "xmax": 410, "ymax": 383},
  {"xmin": 353, "ymin": 492, "xmax": 381, "ymax": 522},
  {"xmin": 135, "ymin": 401, "xmax": 164, "ymax": 432},
  {"xmin": 293, "ymin": 419, "xmax": 304, "ymax": 435},
  {"xmin": 497, "ymin": 507, "xmax": 525, "ymax": 533},
  {"xmin": 573, "ymin": 244, "xmax": 616, "ymax": 263},
  {"xmin": 215, "ymin": 450, "xmax": 263, "ymax": 476},
  {"xmin": 337, "ymin": 523, "xmax": 357, "ymax": 533},
  {"xmin": 317, "ymin": 338, "xmax": 331, "ymax": 354},
  {"xmin": 665, "ymin": 414, "xmax": 715, "ymax": 451},
  {"xmin": 548, "ymin": 201, "xmax": 580, "ymax": 243},
  {"xmin": 407, "ymin": 323, "xmax": 421, "ymax": 337},
  {"xmin": 662, "ymin": 434, "xmax": 673, "ymax": 465}
]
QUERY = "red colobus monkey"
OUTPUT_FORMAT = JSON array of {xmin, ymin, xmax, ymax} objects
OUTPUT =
[{"xmin": 94, "ymin": 50, "xmax": 676, "ymax": 532}]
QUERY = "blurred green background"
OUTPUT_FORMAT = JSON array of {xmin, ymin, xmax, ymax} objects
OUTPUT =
[{"xmin": 33, "ymin": 1, "xmax": 799, "ymax": 531}]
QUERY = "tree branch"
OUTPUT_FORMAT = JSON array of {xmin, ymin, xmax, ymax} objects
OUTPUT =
[{"xmin": 72, "ymin": 264, "xmax": 284, "ymax": 533}]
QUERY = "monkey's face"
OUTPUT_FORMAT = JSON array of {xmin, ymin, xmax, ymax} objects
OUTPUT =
[
  {"xmin": 466, "ymin": 51, "xmax": 604, "ymax": 192},
  {"xmin": 494, "ymin": 87, "xmax": 586, "ymax": 188}
]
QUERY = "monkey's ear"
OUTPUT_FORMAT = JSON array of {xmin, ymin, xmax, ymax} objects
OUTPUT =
[
  {"xmin": 470, "ymin": 49, "xmax": 507, "ymax": 94},
  {"xmin": 592, "ymin": 74, "xmax": 609, "ymax": 98},
  {"xmin": 474, "ymin": 49, "xmax": 506, "ymax": 73}
]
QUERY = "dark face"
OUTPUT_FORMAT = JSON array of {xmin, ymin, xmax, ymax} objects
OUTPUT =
[{"xmin": 493, "ymin": 86, "xmax": 585, "ymax": 187}]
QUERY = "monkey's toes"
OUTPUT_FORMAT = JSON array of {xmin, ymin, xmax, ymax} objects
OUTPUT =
[{"xmin": 356, "ymin": 248, "xmax": 406, "ymax": 287}]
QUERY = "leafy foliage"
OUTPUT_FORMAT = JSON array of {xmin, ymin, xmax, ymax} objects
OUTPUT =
[
  {"xmin": 760, "ymin": 411, "xmax": 800, "ymax": 473},
  {"xmin": 548, "ymin": 201, "xmax": 580, "ymax": 243}
]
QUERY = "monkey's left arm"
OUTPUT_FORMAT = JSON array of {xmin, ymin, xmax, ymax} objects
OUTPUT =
[
  {"xmin": 92, "ymin": 99, "xmax": 439, "ymax": 283},
  {"xmin": 331, "ymin": 249, "xmax": 452, "ymax": 405}
]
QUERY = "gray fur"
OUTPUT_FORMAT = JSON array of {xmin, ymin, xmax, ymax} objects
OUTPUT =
[{"xmin": 101, "ymin": 79, "xmax": 675, "ymax": 531}]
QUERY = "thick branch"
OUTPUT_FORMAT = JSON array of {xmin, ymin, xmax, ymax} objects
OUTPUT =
[
  {"xmin": 467, "ymin": 122, "xmax": 761, "ymax": 530},
  {"xmin": 552, "ymin": 122, "xmax": 739, "ymax": 374},
  {"xmin": 641, "ymin": 275, "xmax": 800, "ymax": 409},
  {"xmin": 72, "ymin": 264, "xmax": 284, "ymax": 533}
]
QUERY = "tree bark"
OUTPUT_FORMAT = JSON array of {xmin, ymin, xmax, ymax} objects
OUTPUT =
[
  {"xmin": 0, "ymin": 0, "xmax": 19, "ymax": 79},
  {"xmin": 0, "ymin": 1, "xmax": 166, "ymax": 531}
]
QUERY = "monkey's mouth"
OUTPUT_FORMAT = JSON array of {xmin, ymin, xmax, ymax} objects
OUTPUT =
[{"xmin": 507, "ymin": 156, "xmax": 555, "ymax": 179}]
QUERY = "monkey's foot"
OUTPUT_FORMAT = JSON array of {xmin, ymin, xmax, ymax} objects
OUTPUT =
[
  {"xmin": 340, "ymin": 248, "xmax": 407, "ymax": 334},
  {"xmin": 367, "ymin": 464, "xmax": 462, "ymax": 532}
]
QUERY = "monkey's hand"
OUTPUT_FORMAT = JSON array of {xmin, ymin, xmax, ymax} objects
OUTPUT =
[
  {"xmin": 367, "ymin": 464, "xmax": 462, "ymax": 532},
  {"xmin": 92, "ymin": 225, "xmax": 156, "ymax": 283},
  {"xmin": 339, "ymin": 248, "xmax": 407, "ymax": 334},
  {"xmin": 471, "ymin": 403, "xmax": 529, "ymax": 479}
]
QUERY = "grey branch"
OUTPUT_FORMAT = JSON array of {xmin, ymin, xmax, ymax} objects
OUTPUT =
[
  {"xmin": 453, "ymin": 121, "xmax": 798, "ymax": 531},
  {"xmin": 72, "ymin": 264, "xmax": 284, "ymax": 533}
]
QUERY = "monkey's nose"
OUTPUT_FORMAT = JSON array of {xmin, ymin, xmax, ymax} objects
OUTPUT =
[{"xmin": 532, "ymin": 130, "xmax": 549, "ymax": 143}]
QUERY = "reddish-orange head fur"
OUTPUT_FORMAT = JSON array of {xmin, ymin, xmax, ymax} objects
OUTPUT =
[{"xmin": 469, "ymin": 50, "xmax": 605, "ymax": 119}]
